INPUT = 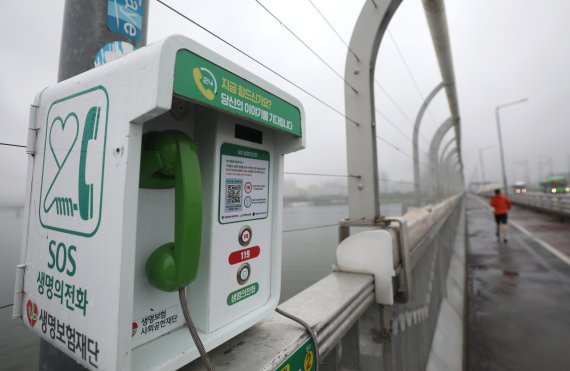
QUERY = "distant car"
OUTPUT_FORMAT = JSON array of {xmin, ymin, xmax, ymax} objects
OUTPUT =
[{"xmin": 513, "ymin": 181, "xmax": 527, "ymax": 194}]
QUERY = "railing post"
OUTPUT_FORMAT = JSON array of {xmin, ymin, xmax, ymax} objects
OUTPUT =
[
  {"xmin": 344, "ymin": 0, "xmax": 402, "ymax": 223},
  {"xmin": 321, "ymin": 345, "xmax": 341, "ymax": 370},
  {"xmin": 340, "ymin": 323, "xmax": 361, "ymax": 370},
  {"xmin": 380, "ymin": 305, "xmax": 393, "ymax": 371}
]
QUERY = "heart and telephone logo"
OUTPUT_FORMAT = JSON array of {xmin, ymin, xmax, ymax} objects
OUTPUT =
[
  {"xmin": 39, "ymin": 86, "xmax": 109, "ymax": 237},
  {"xmin": 26, "ymin": 300, "xmax": 38, "ymax": 327}
]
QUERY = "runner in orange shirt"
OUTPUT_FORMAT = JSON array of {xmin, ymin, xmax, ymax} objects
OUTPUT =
[{"xmin": 490, "ymin": 189, "xmax": 512, "ymax": 243}]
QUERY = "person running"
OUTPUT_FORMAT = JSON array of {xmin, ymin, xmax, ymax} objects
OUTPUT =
[{"xmin": 490, "ymin": 189, "xmax": 512, "ymax": 243}]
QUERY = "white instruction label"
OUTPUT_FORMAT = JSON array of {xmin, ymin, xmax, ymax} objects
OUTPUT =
[{"xmin": 219, "ymin": 143, "xmax": 270, "ymax": 224}]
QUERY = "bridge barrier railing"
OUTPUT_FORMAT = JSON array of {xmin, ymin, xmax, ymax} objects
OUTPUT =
[
  {"xmin": 478, "ymin": 189, "xmax": 570, "ymax": 218},
  {"xmin": 510, "ymin": 192, "xmax": 570, "ymax": 218},
  {"xmin": 184, "ymin": 193, "xmax": 465, "ymax": 370}
]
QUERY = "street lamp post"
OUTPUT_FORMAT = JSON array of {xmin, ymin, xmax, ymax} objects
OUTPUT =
[
  {"xmin": 478, "ymin": 145, "xmax": 493, "ymax": 184},
  {"xmin": 495, "ymin": 98, "xmax": 528, "ymax": 194}
]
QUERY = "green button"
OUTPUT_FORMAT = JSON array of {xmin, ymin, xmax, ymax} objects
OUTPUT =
[{"xmin": 227, "ymin": 282, "xmax": 259, "ymax": 305}]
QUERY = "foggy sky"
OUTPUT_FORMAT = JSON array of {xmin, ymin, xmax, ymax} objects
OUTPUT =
[{"xmin": 2, "ymin": 0, "xmax": 570, "ymax": 205}]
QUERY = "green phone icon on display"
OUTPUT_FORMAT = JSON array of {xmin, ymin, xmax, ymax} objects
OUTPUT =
[{"xmin": 140, "ymin": 130, "xmax": 203, "ymax": 292}]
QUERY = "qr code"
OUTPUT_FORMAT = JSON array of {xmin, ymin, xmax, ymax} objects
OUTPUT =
[{"xmin": 225, "ymin": 179, "xmax": 242, "ymax": 212}]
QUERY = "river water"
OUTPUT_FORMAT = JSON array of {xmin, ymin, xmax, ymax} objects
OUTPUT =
[{"xmin": 0, "ymin": 202, "xmax": 401, "ymax": 369}]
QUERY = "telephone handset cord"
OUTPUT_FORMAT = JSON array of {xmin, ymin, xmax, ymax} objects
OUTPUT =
[
  {"xmin": 275, "ymin": 307, "xmax": 320, "ymax": 371},
  {"xmin": 179, "ymin": 289, "xmax": 215, "ymax": 371}
]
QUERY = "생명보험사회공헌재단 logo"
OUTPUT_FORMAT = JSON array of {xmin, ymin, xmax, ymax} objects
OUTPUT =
[{"xmin": 26, "ymin": 300, "xmax": 39, "ymax": 327}]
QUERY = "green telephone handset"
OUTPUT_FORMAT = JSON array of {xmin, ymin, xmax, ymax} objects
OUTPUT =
[{"xmin": 140, "ymin": 130, "xmax": 202, "ymax": 292}]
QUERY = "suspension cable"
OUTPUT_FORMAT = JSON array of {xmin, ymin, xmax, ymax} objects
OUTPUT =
[
  {"xmin": 0, "ymin": 142, "xmax": 25, "ymax": 148},
  {"xmin": 154, "ymin": 0, "xmax": 361, "ymax": 126},
  {"xmin": 254, "ymin": 0, "xmax": 358, "ymax": 93}
]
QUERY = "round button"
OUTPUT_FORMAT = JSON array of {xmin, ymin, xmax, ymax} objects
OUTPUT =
[
  {"xmin": 244, "ymin": 182, "xmax": 253, "ymax": 194},
  {"xmin": 237, "ymin": 263, "xmax": 251, "ymax": 285},
  {"xmin": 238, "ymin": 225, "xmax": 252, "ymax": 246}
]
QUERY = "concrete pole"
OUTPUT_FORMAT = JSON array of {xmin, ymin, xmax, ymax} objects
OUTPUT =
[
  {"xmin": 41, "ymin": 1, "xmax": 149, "ymax": 370},
  {"xmin": 58, "ymin": 0, "xmax": 149, "ymax": 81}
]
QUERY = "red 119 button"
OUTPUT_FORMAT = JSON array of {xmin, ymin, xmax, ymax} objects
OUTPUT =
[{"xmin": 229, "ymin": 246, "xmax": 260, "ymax": 265}]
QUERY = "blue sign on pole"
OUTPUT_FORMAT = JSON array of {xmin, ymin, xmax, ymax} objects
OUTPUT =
[{"xmin": 107, "ymin": 0, "xmax": 144, "ymax": 42}]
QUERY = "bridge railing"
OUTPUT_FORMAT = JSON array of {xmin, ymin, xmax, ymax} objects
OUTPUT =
[
  {"xmin": 510, "ymin": 192, "xmax": 570, "ymax": 218},
  {"xmin": 184, "ymin": 193, "xmax": 465, "ymax": 370}
]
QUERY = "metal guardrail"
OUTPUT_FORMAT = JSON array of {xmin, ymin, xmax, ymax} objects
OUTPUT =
[
  {"xmin": 183, "ymin": 194, "xmax": 465, "ymax": 370},
  {"xmin": 510, "ymin": 192, "xmax": 570, "ymax": 217}
]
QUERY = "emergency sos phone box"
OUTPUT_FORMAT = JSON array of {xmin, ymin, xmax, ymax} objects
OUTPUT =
[{"xmin": 13, "ymin": 35, "xmax": 304, "ymax": 370}]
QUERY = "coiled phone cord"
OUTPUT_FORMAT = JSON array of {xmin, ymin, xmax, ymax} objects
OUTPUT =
[
  {"xmin": 275, "ymin": 307, "xmax": 320, "ymax": 371},
  {"xmin": 179, "ymin": 289, "xmax": 215, "ymax": 371}
]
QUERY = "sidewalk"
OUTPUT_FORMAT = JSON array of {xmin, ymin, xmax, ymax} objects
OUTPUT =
[{"xmin": 466, "ymin": 194, "xmax": 570, "ymax": 371}]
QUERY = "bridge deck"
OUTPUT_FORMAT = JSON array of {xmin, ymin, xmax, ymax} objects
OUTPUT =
[{"xmin": 467, "ymin": 194, "xmax": 570, "ymax": 371}]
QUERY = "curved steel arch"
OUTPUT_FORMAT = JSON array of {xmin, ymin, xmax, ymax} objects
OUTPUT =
[
  {"xmin": 439, "ymin": 137, "xmax": 455, "ymax": 164},
  {"xmin": 344, "ymin": 0, "xmax": 461, "ymax": 219},
  {"xmin": 429, "ymin": 117, "xmax": 456, "ymax": 197},
  {"xmin": 413, "ymin": 82, "xmax": 445, "ymax": 205},
  {"xmin": 344, "ymin": 0, "xmax": 402, "ymax": 222},
  {"xmin": 443, "ymin": 146, "xmax": 459, "ymax": 167}
]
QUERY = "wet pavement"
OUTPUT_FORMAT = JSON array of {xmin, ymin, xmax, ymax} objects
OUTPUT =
[
  {"xmin": 509, "ymin": 203, "xmax": 570, "ymax": 260},
  {"xmin": 467, "ymin": 194, "xmax": 570, "ymax": 371}
]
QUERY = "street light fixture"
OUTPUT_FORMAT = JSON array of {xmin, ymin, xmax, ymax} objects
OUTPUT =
[
  {"xmin": 495, "ymin": 97, "xmax": 529, "ymax": 194},
  {"xmin": 478, "ymin": 145, "xmax": 493, "ymax": 184}
]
